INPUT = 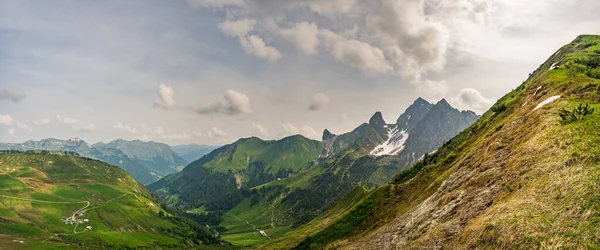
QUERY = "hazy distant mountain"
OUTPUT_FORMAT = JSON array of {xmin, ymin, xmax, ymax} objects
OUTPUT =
[
  {"xmin": 94, "ymin": 139, "xmax": 189, "ymax": 175},
  {"xmin": 171, "ymin": 144, "xmax": 219, "ymax": 162},
  {"xmin": 0, "ymin": 138, "xmax": 190, "ymax": 185}
]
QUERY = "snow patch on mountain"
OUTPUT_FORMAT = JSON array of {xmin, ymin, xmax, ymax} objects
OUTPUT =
[
  {"xmin": 534, "ymin": 96, "xmax": 561, "ymax": 110},
  {"xmin": 370, "ymin": 126, "xmax": 409, "ymax": 156}
]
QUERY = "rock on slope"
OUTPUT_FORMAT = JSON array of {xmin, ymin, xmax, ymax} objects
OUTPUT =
[{"xmin": 294, "ymin": 35, "xmax": 600, "ymax": 249}]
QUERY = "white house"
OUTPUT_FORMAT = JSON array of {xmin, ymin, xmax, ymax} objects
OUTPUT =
[{"xmin": 259, "ymin": 230, "xmax": 268, "ymax": 237}]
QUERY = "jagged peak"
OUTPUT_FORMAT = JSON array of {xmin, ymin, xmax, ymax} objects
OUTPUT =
[
  {"xmin": 369, "ymin": 111, "xmax": 386, "ymax": 126},
  {"xmin": 322, "ymin": 129, "xmax": 335, "ymax": 141},
  {"xmin": 413, "ymin": 97, "xmax": 431, "ymax": 105}
]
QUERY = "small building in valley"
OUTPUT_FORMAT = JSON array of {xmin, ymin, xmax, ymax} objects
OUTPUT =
[{"xmin": 259, "ymin": 230, "xmax": 268, "ymax": 237}]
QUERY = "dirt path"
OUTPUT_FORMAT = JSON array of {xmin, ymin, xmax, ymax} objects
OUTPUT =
[{"xmin": 225, "ymin": 213, "xmax": 272, "ymax": 240}]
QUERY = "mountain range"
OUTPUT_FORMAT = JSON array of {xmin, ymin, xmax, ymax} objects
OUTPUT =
[
  {"xmin": 281, "ymin": 34, "xmax": 600, "ymax": 249},
  {"xmin": 149, "ymin": 97, "xmax": 479, "ymax": 247},
  {"xmin": 0, "ymin": 139, "xmax": 216, "ymax": 185}
]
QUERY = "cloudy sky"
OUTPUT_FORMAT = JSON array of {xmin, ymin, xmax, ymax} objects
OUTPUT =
[{"xmin": 0, "ymin": 0, "xmax": 598, "ymax": 145}]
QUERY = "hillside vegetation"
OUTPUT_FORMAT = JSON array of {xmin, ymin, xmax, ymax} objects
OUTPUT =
[
  {"xmin": 0, "ymin": 151, "xmax": 221, "ymax": 249},
  {"xmin": 290, "ymin": 35, "xmax": 600, "ymax": 249}
]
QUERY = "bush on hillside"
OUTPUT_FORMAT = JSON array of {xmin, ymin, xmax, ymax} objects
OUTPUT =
[
  {"xmin": 587, "ymin": 68, "xmax": 600, "ymax": 79},
  {"xmin": 490, "ymin": 103, "xmax": 507, "ymax": 113},
  {"xmin": 566, "ymin": 62, "xmax": 588, "ymax": 78},
  {"xmin": 559, "ymin": 103, "xmax": 595, "ymax": 124}
]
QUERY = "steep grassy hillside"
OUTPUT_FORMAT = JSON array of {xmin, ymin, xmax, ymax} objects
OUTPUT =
[
  {"xmin": 292, "ymin": 35, "xmax": 600, "ymax": 249},
  {"xmin": 0, "ymin": 151, "xmax": 221, "ymax": 249},
  {"xmin": 217, "ymin": 101, "xmax": 477, "ymax": 247},
  {"xmin": 148, "ymin": 135, "xmax": 321, "ymax": 226}
]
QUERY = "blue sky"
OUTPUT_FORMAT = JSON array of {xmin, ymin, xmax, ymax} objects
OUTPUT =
[{"xmin": 1, "ymin": 0, "xmax": 599, "ymax": 145}]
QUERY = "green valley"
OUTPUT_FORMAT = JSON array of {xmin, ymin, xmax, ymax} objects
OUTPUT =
[{"xmin": 0, "ymin": 151, "xmax": 222, "ymax": 249}]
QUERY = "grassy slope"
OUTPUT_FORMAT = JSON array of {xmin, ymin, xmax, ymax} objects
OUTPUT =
[
  {"xmin": 204, "ymin": 136, "xmax": 321, "ymax": 175},
  {"xmin": 289, "ymin": 35, "xmax": 600, "ymax": 249},
  {"xmin": 0, "ymin": 152, "xmax": 220, "ymax": 249}
]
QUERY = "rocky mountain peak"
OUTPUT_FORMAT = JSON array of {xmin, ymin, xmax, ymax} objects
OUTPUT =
[
  {"xmin": 322, "ymin": 129, "xmax": 335, "ymax": 141},
  {"xmin": 369, "ymin": 111, "xmax": 386, "ymax": 128}
]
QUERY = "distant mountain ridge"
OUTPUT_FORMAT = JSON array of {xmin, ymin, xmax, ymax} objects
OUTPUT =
[
  {"xmin": 171, "ymin": 144, "xmax": 220, "ymax": 163},
  {"xmin": 94, "ymin": 139, "xmax": 188, "ymax": 175},
  {"xmin": 0, "ymin": 138, "xmax": 192, "ymax": 185}
]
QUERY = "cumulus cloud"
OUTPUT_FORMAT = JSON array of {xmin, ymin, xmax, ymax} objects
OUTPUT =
[
  {"xmin": 16, "ymin": 121, "xmax": 33, "ymax": 132},
  {"xmin": 219, "ymin": 19, "xmax": 257, "ymax": 37},
  {"xmin": 183, "ymin": 0, "xmax": 483, "ymax": 79},
  {"xmin": 281, "ymin": 122, "xmax": 318, "ymax": 139},
  {"xmin": 239, "ymin": 35, "xmax": 282, "ymax": 62},
  {"xmin": 208, "ymin": 127, "xmax": 228, "ymax": 138},
  {"xmin": 216, "ymin": 17, "xmax": 280, "ymax": 62},
  {"xmin": 0, "ymin": 86, "xmax": 26, "ymax": 103},
  {"xmin": 320, "ymin": 29, "xmax": 393, "ymax": 75},
  {"xmin": 153, "ymin": 84, "xmax": 177, "ymax": 109},
  {"xmin": 252, "ymin": 123, "xmax": 268, "ymax": 137},
  {"xmin": 56, "ymin": 115, "xmax": 96, "ymax": 132},
  {"xmin": 280, "ymin": 22, "xmax": 320, "ymax": 54},
  {"xmin": 194, "ymin": 89, "xmax": 252, "ymax": 116},
  {"xmin": 33, "ymin": 118, "xmax": 51, "ymax": 125},
  {"xmin": 308, "ymin": 93, "xmax": 329, "ymax": 111},
  {"xmin": 0, "ymin": 114, "xmax": 14, "ymax": 127},
  {"xmin": 450, "ymin": 88, "xmax": 493, "ymax": 114}
]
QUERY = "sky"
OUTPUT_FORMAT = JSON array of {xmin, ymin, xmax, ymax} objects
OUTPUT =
[{"xmin": 0, "ymin": 0, "xmax": 599, "ymax": 145}]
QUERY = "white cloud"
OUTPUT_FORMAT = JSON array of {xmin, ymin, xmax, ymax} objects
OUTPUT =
[
  {"xmin": 450, "ymin": 88, "xmax": 493, "ymax": 114},
  {"xmin": 194, "ymin": 89, "xmax": 252, "ymax": 116},
  {"xmin": 56, "ymin": 115, "xmax": 96, "ymax": 132},
  {"xmin": 320, "ymin": 29, "xmax": 393, "ymax": 75},
  {"xmin": 252, "ymin": 123, "xmax": 268, "ymax": 137},
  {"xmin": 16, "ymin": 121, "xmax": 33, "ymax": 132},
  {"xmin": 7, "ymin": 128, "xmax": 16, "ymax": 137},
  {"xmin": 208, "ymin": 127, "xmax": 228, "ymax": 138},
  {"xmin": 33, "ymin": 118, "xmax": 51, "ymax": 125},
  {"xmin": 0, "ymin": 114, "xmax": 14, "ymax": 127},
  {"xmin": 239, "ymin": 35, "xmax": 282, "ymax": 62},
  {"xmin": 281, "ymin": 122, "xmax": 318, "ymax": 139},
  {"xmin": 137, "ymin": 134, "xmax": 152, "ymax": 142},
  {"xmin": 153, "ymin": 84, "xmax": 177, "ymax": 109},
  {"xmin": 219, "ymin": 19, "xmax": 256, "ymax": 37},
  {"xmin": 308, "ymin": 93, "xmax": 329, "ymax": 111},
  {"xmin": 280, "ymin": 22, "xmax": 320, "ymax": 54},
  {"xmin": 0, "ymin": 86, "xmax": 26, "ymax": 103}
]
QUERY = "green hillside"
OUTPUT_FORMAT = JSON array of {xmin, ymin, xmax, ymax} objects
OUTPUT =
[
  {"xmin": 0, "ymin": 151, "xmax": 221, "ymax": 249},
  {"xmin": 289, "ymin": 35, "xmax": 600, "ymax": 249}
]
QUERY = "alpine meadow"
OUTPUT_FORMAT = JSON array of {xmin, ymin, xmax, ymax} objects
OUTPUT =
[{"xmin": 2, "ymin": 0, "xmax": 600, "ymax": 249}]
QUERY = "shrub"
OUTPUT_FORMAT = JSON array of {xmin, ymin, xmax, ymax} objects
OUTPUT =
[
  {"xmin": 565, "ymin": 62, "xmax": 588, "ymax": 78},
  {"xmin": 587, "ymin": 68, "xmax": 600, "ymax": 79},
  {"xmin": 490, "ymin": 103, "xmax": 507, "ymax": 113},
  {"xmin": 559, "ymin": 103, "xmax": 595, "ymax": 124}
]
